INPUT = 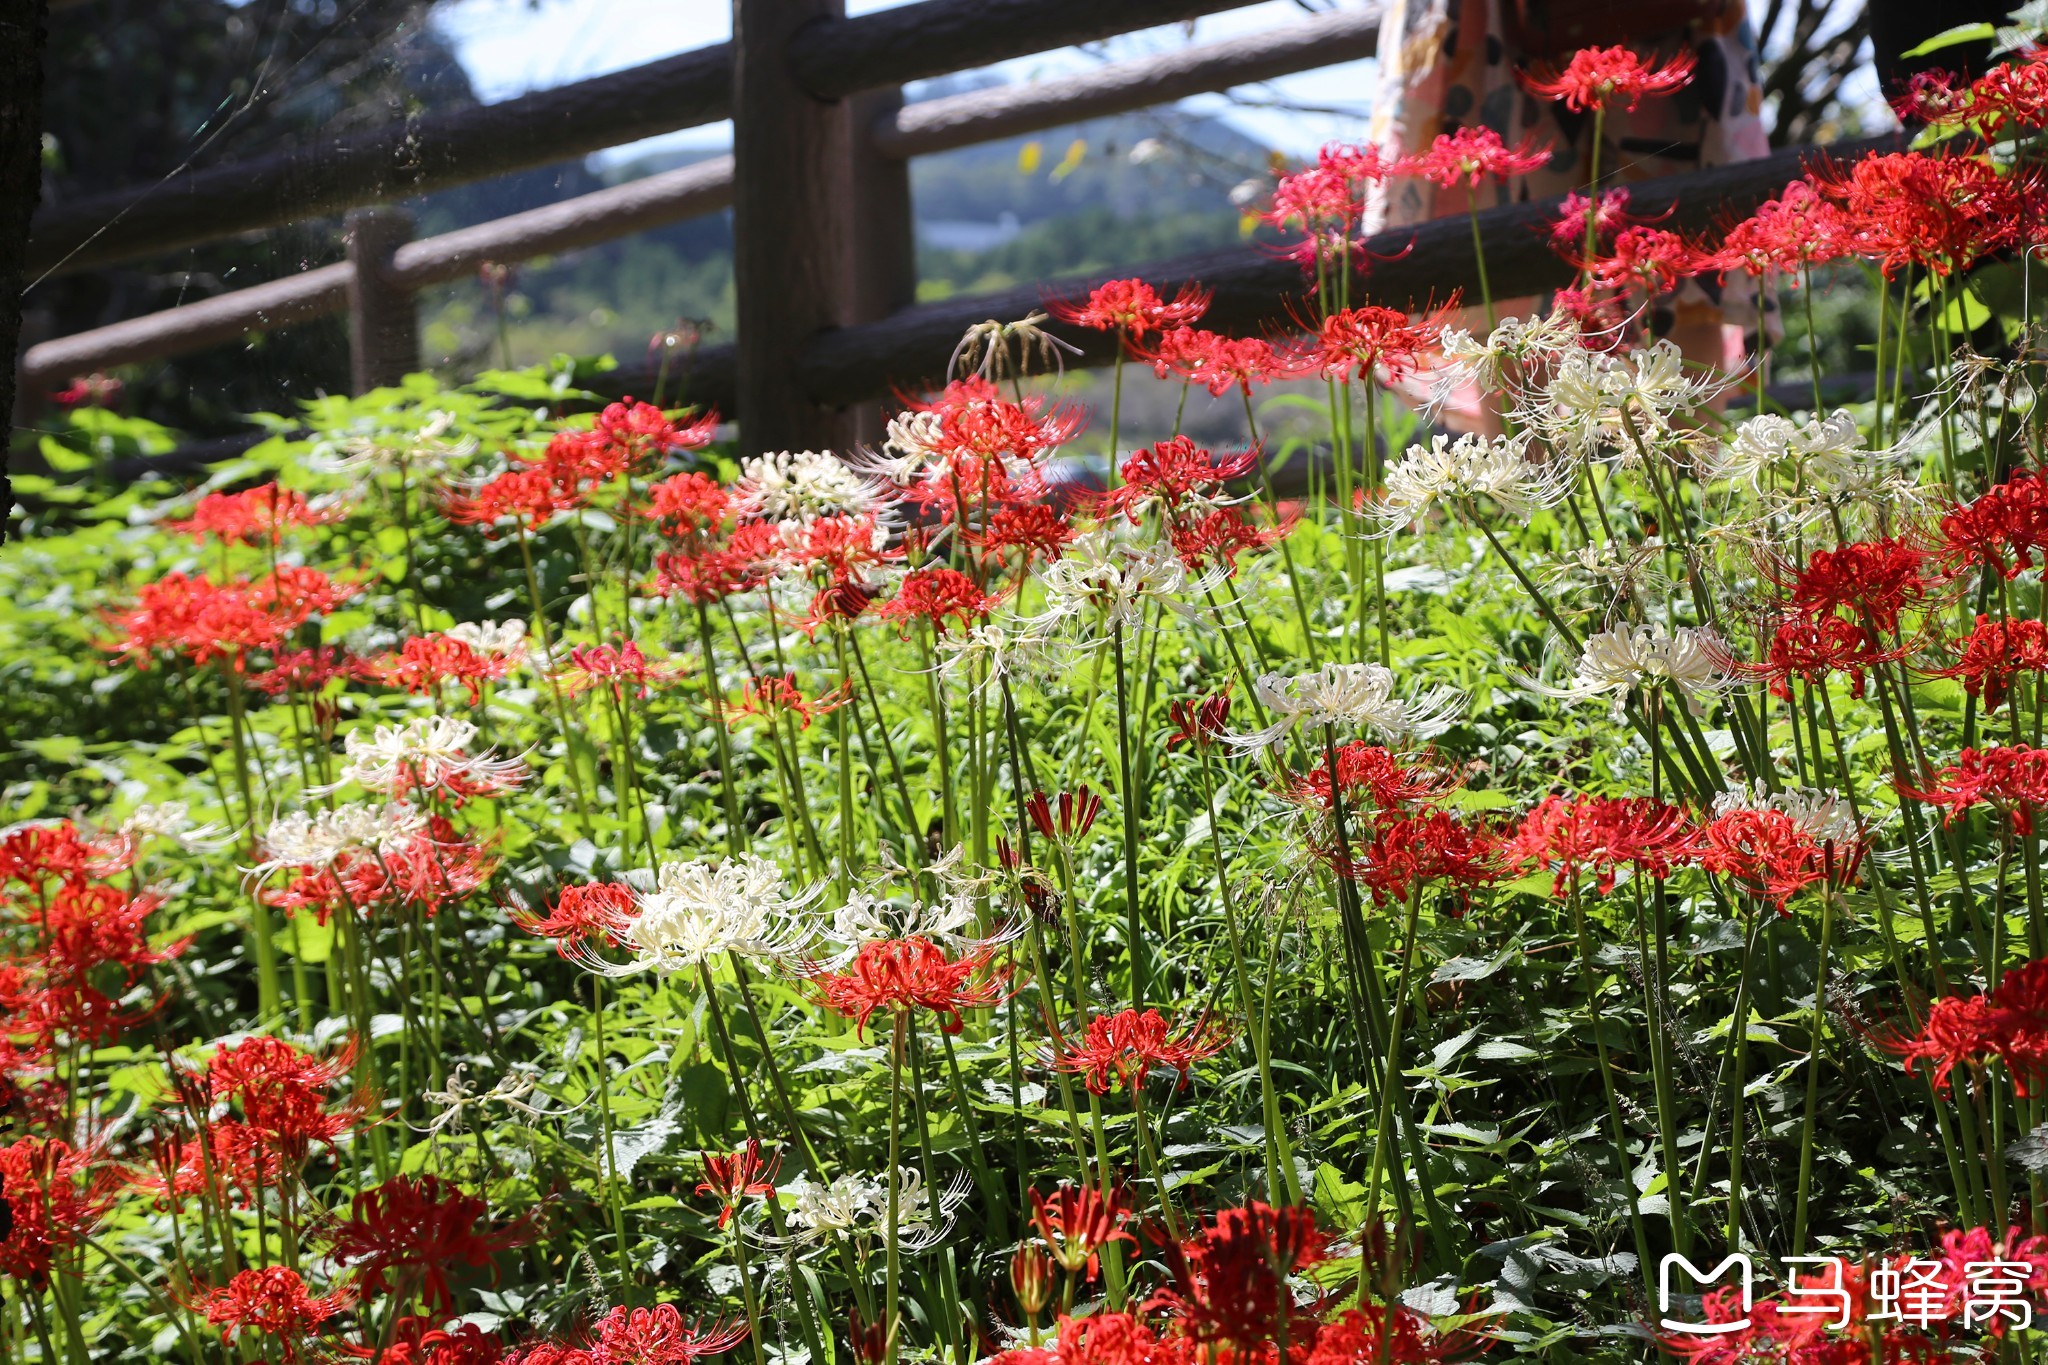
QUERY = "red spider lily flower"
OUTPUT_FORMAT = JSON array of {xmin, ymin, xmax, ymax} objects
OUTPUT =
[
  {"xmin": 1402, "ymin": 126, "xmax": 1553, "ymax": 188},
  {"xmin": 592, "ymin": 1307, "xmax": 748, "ymax": 1365},
  {"xmin": 696, "ymin": 1140, "xmax": 779, "ymax": 1229},
  {"xmin": 1507, "ymin": 794, "xmax": 1699, "ymax": 896},
  {"xmin": 357, "ymin": 634, "xmax": 513, "ymax": 705},
  {"xmin": 1576, "ymin": 225, "xmax": 1710, "ymax": 295},
  {"xmin": 517, "ymin": 882, "xmax": 636, "ymax": 956},
  {"xmin": 1785, "ymin": 536, "xmax": 1932, "ymax": 635},
  {"xmin": 342, "ymin": 1317, "xmax": 505, "ymax": 1365},
  {"xmin": 0, "ymin": 1137, "xmax": 117, "ymax": 1287},
  {"xmin": 1905, "ymin": 745, "xmax": 2048, "ymax": 833},
  {"xmin": 195, "ymin": 1267, "xmax": 354, "ymax": 1364},
  {"xmin": 445, "ymin": 465, "xmax": 579, "ymax": 534},
  {"xmin": 247, "ymin": 645, "xmax": 358, "ymax": 697},
  {"xmin": 1937, "ymin": 469, "xmax": 2048, "ymax": 579},
  {"xmin": 1029, "ymin": 1182, "xmax": 1133, "ymax": 1278},
  {"xmin": 1053, "ymin": 1008, "xmax": 1235, "ymax": 1094},
  {"xmin": 1926, "ymin": 615, "xmax": 2048, "ymax": 713},
  {"xmin": 1809, "ymin": 150, "xmax": 2040, "ymax": 278},
  {"xmin": 268, "ymin": 822, "xmax": 497, "ymax": 924},
  {"xmin": 1097, "ymin": 436, "xmax": 1259, "ymax": 523},
  {"xmin": 556, "ymin": 641, "xmax": 682, "ymax": 699},
  {"xmin": 1045, "ymin": 279, "xmax": 1211, "ymax": 339},
  {"xmin": 1547, "ymin": 286, "xmax": 1629, "ymax": 348},
  {"xmin": 914, "ymin": 382, "xmax": 1085, "ymax": 471},
  {"xmin": 732, "ymin": 673, "xmax": 851, "ymax": 731},
  {"xmin": 1285, "ymin": 744, "xmax": 1458, "ymax": 814},
  {"xmin": 1697, "ymin": 808, "xmax": 1856, "ymax": 911},
  {"xmin": 1546, "ymin": 188, "xmax": 1651, "ymax": 258},
  {"xmin": 1891, "ymin": 68, "xmax": 1973, "ymax": 128},
  {"xmin": 1263, "ymin": 165, "xmax": 1361, "ymax": 240},
  {"xmin": 810, "ymin": 936, "xmax": 1009, "ymax": 1037},
  {"xmin": 875, "ymin": 567, "xmax": 995, "ymax": 635},
  {"xmin": 1875, "ymin": 958, "xmax": 2048, "ymax": 1098},
  {"xmin": 1754, "ymin": 613, "xmax": 1898, "ymax": 701},
  {"xmin": 103, "ymin": 567, "xmax": 361, "ymax": 668},
  {"xmin": 168, "ymin": 483, "xmax": 343, "ymax": 544},
  {"xmin": 1964, "ymin": 55, "xmax": 2048, "ymax": 139},
  {"xmin": 49, "ymin": 373, "xmax": 121, "ymax": 409},
  {"xmin": 1023, "ymin": 787, "xmax": 1104, "ymax": 843},
  {"xmin": 801, "ymin": 581, "xmax": 878, "ymax": 633},
  {"xmin": 1710, "ymin": 179, "xmax": 1853, "ymax": 278},
  {"xmin": 652, "ymin": 549, "xmax": 749, "ymax": 605},
  {"xmin": 326, "ymin": 1174, "xmax": 530, "ymax": 1314},
  {"xmin": 1311, "ymin": 305, "xmax": 1444, "ymax": 386},
  {"xmin": 1134, "ymin": 329, "xmax": 1314, "ymax": 397},
  {"xmin": 1304, "ymin": 1303, "xmax": 1491, "ymax": 1364},
  {"xmin": 1341, "ymin": 810, "xmax": 1506, "ymax": 908},
  {"xmin": 1518, "ymin": 44, "xmax": 1697, "ymax": 112},
  {"xmin": 1146, "ymin": 1202, "xmax": 1330, "ymax": 1351},
  {"xmin": 974, "ymin": 504, "xmax": 1077, "ymax": 566},
  {"xmin": 1168, "ymin": 504, "xmax": 1297, "ymax": 575},
  {"xmin": 1011, "ymin": 1244, "xmax": 1057, "ymax": 1318},
  {"xmin": 846, "ymin": 1309, "xmax": 889, "ymax": 1365},
  {"xmin": 0, "ymin": 821, "xmax": 123, "ymax": 890},
  {"xmin": 593, "ymin": 399, "xmax": 717, "ymax": 471},
  {"xmin": 1166, "ymin": 689, "xmax": 1231, "ymax": 750},
  {"xmin": 31, "ymin": 877, "xmax": 187, "ymax": 1010},
  {"xmin": 504, "ymin": 1343, "xmax": 603, "ymax": 1365},
  {"xmin": 645, "ymin": 471, "xmax": 731, "ymax": 541},
  {"xmin": 785, "ymin": 512, "xmax": 900, "ymax": 584},
  {"xmin": 206, "ymin": 1034, "xmax": 364, "ymax": 1165},
  {"xmin": 1317, "ymin": 141, "xmax": 1400, "ymax": 184}
]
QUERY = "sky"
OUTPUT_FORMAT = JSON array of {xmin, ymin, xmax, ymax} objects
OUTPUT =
[{"xmin": 432, "ymin": 0, "xmax": 1383, "ymax": 167}]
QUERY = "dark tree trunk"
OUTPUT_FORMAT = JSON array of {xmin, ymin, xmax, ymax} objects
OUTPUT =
[{"xmin": 0, "ymin": 0, "xmax": 48, "ymax": 543}]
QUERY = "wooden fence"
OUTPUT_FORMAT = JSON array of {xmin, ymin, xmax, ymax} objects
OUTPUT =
[{"xmin": 18, "ymin": 0, "xmax": 1882, "ymax": 455}]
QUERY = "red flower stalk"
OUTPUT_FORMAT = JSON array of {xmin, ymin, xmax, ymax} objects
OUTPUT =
[
  {"xmin": 1927, "ymin": 615, "xmax": 2048, "ymax": 713},
  {"xmin": 974, "ymin": 504, "xmax": 1076, "ymax": 566},
  {"xmin": 1785, "ymin": 536, "xmax": 1931, "ymax": 635},
  {"xmin": 1402, "ymin": 126, "xmax": 1552, "ymax": 188},
  {"xmin": 1134, "ymin": 329, "xmax": 1312, "ymax": 397},
  {"xmin": 1045, "ymin": 279, "xmax": 1210, "ymax": 339},
  {"xmin": 1937, "ymin": 470, "xmax": 2048, "ymax": 579},
  {"xmin": 810, "ymin": 936, "xmax": 1008, "ymax": 1037},
  {"xmin": 1518, "ymin": 44, "xmax": 1698, "ymax": 112},
  {"xmin": 358, "ymin": 634, "xmax": 513, "ymax": 705},
  {"xmin": 1697, "ymin": 808, "xmax": 1854, "ymax": 910},
  {"xmin": 1810, "ymin": 150, "xmax": 2039, "ymax": 278},
  {"xmin": 645, "ymin": 471, "xmax": 731, "ymax": 541},
  {"xmin": 1285, "ymin": 744, "xmax": 1457, "ymax": 813},
  {"xmin": 732, "ymin": 673, "xmax": 850, "ymax": 731},
  {"xmin": 1577, "ymin": 225, "xmax": 1709, "ymax": 295},
  {"xmin": 1028, "ymin": 1182, "xmax": 1133, "ymax": 1277},
  {"xmin": 1906, "ymin": 745, "xmax": 2048, "ymax": 833},
  {"xmin": 1022, "ymin": 787, "xmax": 1104, "ymax": 843},
  {"xmin": 1053, "ymin": 1008, "xmax": 1235, "ymax": 1094},
  {"xmin": 518, "ymin": 883, "xmax": 636, "ymax": 956},
  {"xmin": 1147, "ymin": 1202, "xmax": 1330, "ymax": 1350},
  {"xmin": 876, "ymin": 567, "xmax": 995, "ymax": 635},
  {"xmin": 592, "ymin": 1306, "xmax": 749, "ymax": 1365},
  {"xmin": 1711, "ymin": 179, "xmax": 1853, "ymax": 277},
  {"xmin": 1166, "ymin": 689, "xmax": 1232, "ymax": 750},
  {"xmin": 196, "ymin": 1267, "xmax": 354, "ymax": 1364},
  {"xmin": 1341, "ymin": 810, "xmax": 1506, "ymax": 908},
  {"xmin": 1312, "ymin": 305, "xmax": 1444, "ymax": 386},
  {"xmin": 325, "ymin": 1174, "xmax": 530, "ymax": 1313},
  {"xmin": 168, "ymin": 483, "xmax": 341, "ymax": 544},
  {"xmin": 1546, "ymin": 188, "xmax": 1651, "ymax": 258},
  {"xmin": 0, "ymin": 1137, "xmax": 116, "ymax": 1287},
  {"xmin": 1507, "ymin": 794, "xmax": 1700, "ymax": 895},
  {"xmin": 696, "ymin": 1140, "xmax": 779, "ymax": 1229},
  {"xmin": 1877, "ymin": 957, "xmax": 2048, "ymax": 1097},
  {"xmin": 206, "ymin": 1034, "xmax": 364, "ymax": 1165},
  {"xmin": 1755, "ymin": 613, "xmax": 1898, "ymax": 701},
  {"xmin": 445, "ymin": 465, "xmax": 578, "ymax": 534},
  {"xmin": 557, "ymin": 641, "xmax": 680, "ymax": 699}
]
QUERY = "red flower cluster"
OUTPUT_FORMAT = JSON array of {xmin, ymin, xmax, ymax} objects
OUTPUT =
[
  {"xmin": 1710, "ymin": 178, "xmax": 1853, "ymax": 277},
  {"xmin": 0, "ymin": 1137, "xmax": 117, "ymax": 1286},
  {"xmin": 1028, "ymin": 1183, "xmax": 1133, "ymax": 1278},
  {"xmin": 1312, "ymin": 306, "xmax": 1444, "ymax": 386},
  {"xmin": 168, "ymin": 483, "xmax": 342, "ymax": 544},
  {"xmin": 1880, "ymin": 958, "xmax": 2048, "ymax": 1097},
  {"xmin": 326, "ymin": 1174, "xmax": 529, "ymax": 1313},
  {"xmin": 1047, "ymin": 279, "xmax": 1210, "ymax": 337},
  {"xmin": 1697, "ymin": 807, "xmax": 1856, "ymax": 910},
  {"xmin": 206, "ymin": 1034, "xmax": 364, "ymax": 1166},
  {"xmin": 196, "ymin": 1266, "xmax": 354, "ymax": 1363},
  {"xmin": 449, "ymin": 401, "xmax": 715, "ymax": 533},
  {"xmin": 1401, "ymin": 126, "xmax": 1551, "ymax": 188},
  {"xmin": 1053, "ymin": 1008, "xmax": 1234, "ymax": 1094},
  {"xmin": 1937, "ymin": 470, "xmax": 2048, "ymax": 578},
  {"xmin": 1507, "ymin": 794, "xmax": 1698, "ymax": 895},
  {"xmin": 518, "ymin": 882, "xmax": 636, "ymax": 956},
  {"xmin": 104, "ymin": 566, "xmax": 361, "ymax": 668},
  {"xmin": 1908, "ymin": 745, "xmax": 2048, "ymax": 832},
  {"xmin": 266, "ymin": 817, "xmax": 495, "ymax": 923},
  {"xmin": 1341, "ymin": 810, "xmax": 1505, "ymax": 908},
  {"xmin": 1286, "ymin": 744, "xmax": 1457, "ymax": 814},
  {"xmin": 1809, "ymin": 150, "xmax": 2041, "ymax": 278},
  {"xmin": 1135, "ymin": 329, "xmax": 1312, "ymax": 397},
  {"xmin": 810, "ymin": 936, "xmax": 1008, "ymax": 1037},
  {"xmin": 1518, "ymin": 44, "xmax": 1697, "ymax": 112},
  {"xmin": 358, "ymin": 633, "xmax": 515, "ymax": 704},
  {"xmin": 1148, "ymin": 1202, "xmax": 1330, "ymax": 1351},
  {"xmin": 876, "ymin": 566, "xmax": 995, "ymax": 635},
  {"xmin": 696, "ymin": 1140, "xmax": 778, "ymax": 1229},
  {"xmin": 1896, "ymin": 53, "xmax": 2048, "ymax": 140},
  {"xmin": 1929, "ymin": 614, "xmax": 2048, "ymax": 713}
]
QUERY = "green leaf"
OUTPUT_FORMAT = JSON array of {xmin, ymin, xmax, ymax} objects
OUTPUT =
[{"xmin": 1901, "ymin": 21, "xmax": 1996, "ymax": 56}]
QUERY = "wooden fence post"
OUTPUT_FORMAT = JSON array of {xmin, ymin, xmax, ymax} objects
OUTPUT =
[
  {"xmin": 345, "ymin": 207, "xmax": 419, "ymax": 393},
  {"xmin": 731, "ymin": 0, "xmax": 853, "ymax": 456},
  {"xmin": 845, "ymin": 86, "xmax": 918, "ymax": 444}
]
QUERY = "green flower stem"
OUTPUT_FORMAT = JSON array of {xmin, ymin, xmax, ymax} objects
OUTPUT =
[
  {"xmin": 695, "ymin": 601, "xmax": 746, "ymax": 856},
  {"xmin": 1111, "ymin": 623, "xmax": 1149, "ymax": 1009},
  {"xmin": 1567, "ymin": 888, "xmax": 1654, "ymax": 1298},
  {"xmin": 591, "ymin": 976, "xmax": 633, "ymax": 1303}
]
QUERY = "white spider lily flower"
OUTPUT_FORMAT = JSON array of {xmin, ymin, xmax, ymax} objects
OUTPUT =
[
  {"xmin": 774, "ymin": 1168, "xmax": 971, "ymax": 1252},
  {"xmin": 846, "ymin": 411, "xmax": 948, "ymax": 486},
  {"xmin": 1713, "ymin": 781, "xmax": 1862, "ymax": 844},
  {"xmin": 586, "ymin": 854, "xmax": 821, "ymax": 977},
  {"xmin": 936, "ymin": 619, "xmax": 1061, "ymax": 686},
  {"xmin": 312, "ymin": 409, "xmax": 480, "ymax": 476},
  {"xmin": 1227, "ymin": 662, "xmax": 1462, "ymax": 753},
  {"xmin": 1704, "ymin": 409, "xmax": 1866, "ymax": 491},
  {"xmin": 736, "ymin": 450, "xmax": 884, "ymax": 523},
  {"xmin": 118, "ymin": 801, "xmax": 234, "ymax": 853},
  {"xmin": 1535, "ymin": 340, "xmax": 1722, "ymax": 460},
  {"xmin": 324, "ymin": 716, "xmax": 528, "ymax": 798},
  {"xmin": 823, "ymin": 885, "xmax": 1019, "ymax": 967},
  {"xmin": 1359, "ymin": 432, "xmax": 1574, "ymax": 536},
  {"xmin": 1541, "ymin": 623, "xmax": 1733, "ymax": 719},
  {"xmin": 247, "ymin": 801, "xmax": 428, "ymax": 881},
  {"xmin": 444, "ymin": 618, "xmax": 530, "ymax": 660},
  {"xmin": 1432, "ymin": 311, "xmax": 1585, "ymax": 404},
  {"xmin": 1033, "ymin": 527, "xmax": 1226, "ymax": 633}
]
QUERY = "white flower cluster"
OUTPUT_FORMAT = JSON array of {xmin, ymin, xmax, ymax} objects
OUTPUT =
[
  {"xmin": 593, "ymin": 855, "xmax": 821, "ymax": 977},
  {"xmin": 1542, "ymin": 623, "xmax": 1732, "ymax": 719},
  {"xmin": 444, "ymin": 618, "xmax": 530, "ymax": 659},
  {"xmin": 249, "ymin": 801, "xmax": 427, "ymax": 880},
  {"xmin": 779, "ymin": 1168, "xmax": 970, "ymax": 1251},
  {"xmin": 328, "ymin": 715, "xmax": 528, "ymax": 797},
  {"xmin": 1229, "ymin": 662, "xmax": 1463, "ymax": 753},
  {"xmin": 1034, "ymin": 527, "xmax": 1225, "ymax": 635},
  {"xmin": 1533, "ymin": 340, "xmax": 1724, "ymax": 462},
  {"xmin": 737, "ymin": 450, "xmax": 884, "ymax": 524},
  {"xmin": 1359, "ymin": 432, "xmax": 1574, "ymax": 537},
  {"xmin": 1702, "ymin": 410, "xmax": 1867, "ymax": 492},
  {"xmin": 1713, "ymin": 781, "xmax": 1862, "ymax": 844}
]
